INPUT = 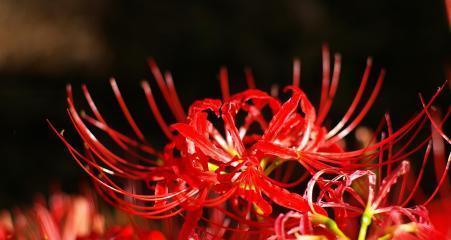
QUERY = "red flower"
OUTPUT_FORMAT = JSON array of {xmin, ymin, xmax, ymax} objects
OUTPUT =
[
  {"xmin": 279, "ymin": 115, "xmax": 451, "ymax": 239},
  {"xmin": 50, "ymin": 45, "xmax": 449, "ymax": 239}
]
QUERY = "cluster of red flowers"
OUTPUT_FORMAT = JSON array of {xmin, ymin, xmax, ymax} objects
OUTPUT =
[
  {"xmin": 50, "ymin": 46, "xmax": 450, "ymax": 239},
  {"xmin": 0, "ymin": 189, "xmax": 165, "ymax": 239}
]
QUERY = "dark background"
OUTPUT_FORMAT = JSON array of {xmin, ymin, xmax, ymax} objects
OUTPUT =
[{"xmin": 1, "ymin": 0, "xmax": 449, "ymax": 207}]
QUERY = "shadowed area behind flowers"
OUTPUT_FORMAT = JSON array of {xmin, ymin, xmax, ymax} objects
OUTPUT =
[{"xmin": 0, "ymin": 0, "xmax": 449, "ymax": 211}]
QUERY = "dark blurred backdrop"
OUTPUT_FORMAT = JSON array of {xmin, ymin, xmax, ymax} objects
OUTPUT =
[{"xmin": 1, "ymin": 0, "xmax": 449, "ymax": 207}]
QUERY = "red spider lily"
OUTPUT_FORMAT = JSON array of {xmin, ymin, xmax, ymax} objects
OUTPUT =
[
  {"xmin": 49, "ymin": 45, "xmax": 449, "ymax": 239},
  {"xmin": 0, "ymin": 190, "xmax": 165, "ymax": 240},
  {"xmin": 300, "ymin": 162, "xmax": 445, "ymax": 239},
  {"xmin": 272, "ymin": 146, "xmax": 450, "ymax": 240},
  {"xmin": 294, "ymin": 117, "xmax": 450, "ymax": 240}
]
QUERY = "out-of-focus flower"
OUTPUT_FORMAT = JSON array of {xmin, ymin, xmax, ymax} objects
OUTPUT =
[
  {"xmin": 0, "ymin": 190, "xmax": 165, "ymax": 240},
  {"xmin": 50, "ymin": 45, "xmax": 449, "ymax": 239}
]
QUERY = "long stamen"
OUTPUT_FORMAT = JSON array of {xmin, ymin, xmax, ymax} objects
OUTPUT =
[
  {"xmin": 319, "ymin": 44, "xmax": 331, "ymax": 113},
  {"xmin": 164, "ymin": 71, "xmax": 186, "ymax": 121},
  {"xmin": 110, "ymin": 78, "xmax": 146, "ymax": 141},
  {"xmin": 385, "ymin": 114, "xmax": 394, "ymax": 178},
  {"xmin": 400, "ymin": 141, "xmax": 432, "ymax": 206},
  {"xmin": 326, "ymin": 58, "xmax": 373, "ymax": 139},
  {"xmin": 219, "ymin": 67, "xmax": 230, "ymax": 101},
  {"xmin": 423, "ymin": 153, "xmax": 451, "ymax": 206},
  {"xmin": 141, "ymin": 81, "xmax": 174, "ymax": 139},
  {"xmin": 244, "ymin": 67, "xmax": 256, "ymax": 89},
  {"xmin": 328, "ymin": 69, "xmax": 385, "ymax": 143},
  {"xmin": 293, "ymin": 58, "xmax": 301, "ymax": 88},
  {"xmin": 419, "ymin": 95, "xmax": 450, "ymax": 144},
  {"xmin": 317, "ymin": 53, "xmax": 341, "ymax": 125},
  {"xmin": 81, "ymin": 85, "xmax": 128, "ymax": 149},
  {"xmin": 148, "ymin": 58, "xmax": 185, "ymax": 122}
]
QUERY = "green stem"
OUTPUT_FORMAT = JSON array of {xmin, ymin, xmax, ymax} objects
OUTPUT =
[
  {"xmin": 310, "ymin": 214, "xmax": 349, "ymax": 240},
  {"xmin": 259, "ymin": 157, "xmax": 268, "ymax": 169},
  {"xmin": 377, "ymin": 234, "xmax": 392, "ymax": 240},
  {"xmin": 264, "ymin": 159, "xmax": 283, "ymax": 176},
  {"xmin": 265, "ymin": 160, "xmax": 282, "ymax": 176},
  {"xmin": 358, "ymin": 207, "xmax": 373, "ymax": 240}
]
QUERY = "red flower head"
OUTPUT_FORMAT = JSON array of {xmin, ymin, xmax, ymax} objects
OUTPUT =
[
  {"xmin": 273, "ymin": 108, "xmax": 450, "ymax": 239},
  {"xmin": 50, "ymin": 45, "xmax": 449, "ymax": 239}
]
